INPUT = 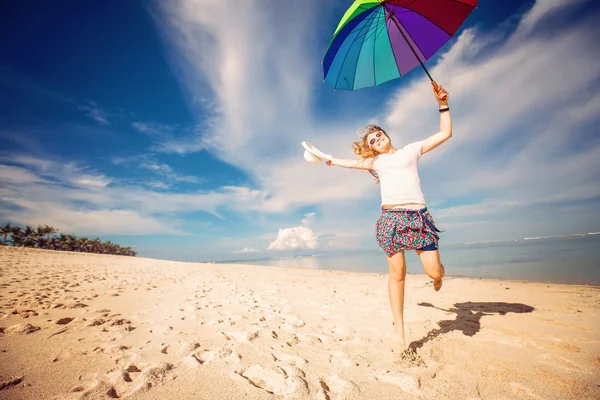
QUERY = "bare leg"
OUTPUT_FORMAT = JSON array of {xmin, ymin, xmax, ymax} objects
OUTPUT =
[
  {"xmin": 387, "ymin": 251, "xmax": 407, "ymax": 351},
  {"xmin": 416, "ymin": 249, "xmax": 445, "ymax": 291}
]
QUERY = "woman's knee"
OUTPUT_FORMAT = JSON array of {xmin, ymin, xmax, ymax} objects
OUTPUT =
[
  {"xmin": 428, "ymin": 269, "xmax": 443, "ymax": 281},
  {"xmin": 389, "ymin": 269, "xmax": 406, "ymax": 281},
  {"xmin": 426, "ymin": 262, "xmax": 445, "ymax": 280},
  {"xmin": 387, "ymin": 252, "xmax": 406, "ymax": 281}
]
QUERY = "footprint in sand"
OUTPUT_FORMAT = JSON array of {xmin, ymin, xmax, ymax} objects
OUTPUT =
[
  {"xmin": 188, "ymin": 347, "xmax": 241, "ymax": 367},
  {"xmin": 160, "ymin": 340, "xmax": 199, "ymax": 356},
  {"xmin": 4, "ymin": 323, "xmax": 40, "ymax": 335},
  {"xmin": 66, "ymin": 302, "xmax": 88, "ymax": 309},
  {"xmin": 271, "ymin": 352, "xmax": 307, "ymax": 367},
  {"xmin": 284, "ymin": 333, "xmax": 301, "ymax": 347},
  {"xmin": 101, "ymin": 318, "xmax": 136, "ymax": 332},
  {"xmin": 222, "ymin": 330, "xmax": 259, "ymax": 343},
  {"xmin": 318, "ymin": 375, "xmax": 361, "ymax": 400},
  {"xmin": 86, "ymin": 318, "xmax": 107, "ymax": 327},
  {"xmin": 236, "ymin": 364, "xmax": 309, "ymax": 398},
  {"xmin": 329, "ymin": 351, "xmax": 353, "ymax": 369}
]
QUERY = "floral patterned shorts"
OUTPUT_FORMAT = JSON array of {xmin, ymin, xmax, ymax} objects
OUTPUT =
[{"xmin": 375, "ymin": 207, "xmax": 441, "ymax": 257}]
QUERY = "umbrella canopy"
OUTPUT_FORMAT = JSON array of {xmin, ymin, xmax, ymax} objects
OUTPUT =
[{"xmin": 323, "ymin": 0, "xmax": 478, "ymax": 91}]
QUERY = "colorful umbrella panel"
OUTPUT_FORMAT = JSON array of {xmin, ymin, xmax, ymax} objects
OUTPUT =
[{"xmin": 323, "ymin": 0, "xmax": 478, "ymax": 91}]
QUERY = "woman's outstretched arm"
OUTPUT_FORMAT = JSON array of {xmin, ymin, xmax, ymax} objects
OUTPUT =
[
  {"xmin": 421, "ymin": 85, "xmax": 452, "ymax": 155},
  {"xmin": 326, "ymin": 157, "xmax": 375, "ymax": 170}
]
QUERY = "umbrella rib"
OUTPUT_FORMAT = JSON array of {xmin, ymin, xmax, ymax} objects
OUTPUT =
[
  {"xmin": 372, "ymin": 8, "xmax": 380, "ymax": 87},
  {"xmin": 351, "ymin": 10, "xmax": 385, "ymax": 89},
  {"xmin": 354, "ymin": 9, "xmax": 387, "ymax": 43},
  {"xmin": 385, "ymin": 5, "xmax": 431, "ymax": 80},
  {"xmin": 360, "ymin": 9, "xmax": 392, "ymax": 87},
  {"xmin": 383, "ymin": 12, "xmax": 402, "ymax": 80},
  {"xmin": 393, "ymin": 13, "xmax": 429, "ymax": 63},
  {"xmin": 366, "ymin": 7, "xmax": 386, "ymax": 87}
]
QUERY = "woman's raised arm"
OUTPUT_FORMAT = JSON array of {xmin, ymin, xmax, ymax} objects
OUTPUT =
[{"xmin": 421, "ymin": 85, "xmax": 452, "ymax": 156}]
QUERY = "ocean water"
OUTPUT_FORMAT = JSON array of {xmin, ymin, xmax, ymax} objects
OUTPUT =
[{"xmin": 221, "ymin": 235, "xmax": 600, "ymax": 285}]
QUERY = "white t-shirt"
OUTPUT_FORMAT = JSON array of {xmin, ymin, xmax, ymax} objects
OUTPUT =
[{"xmin": 372, "ymin": 141, "xmax": 425, "ymax": 206}]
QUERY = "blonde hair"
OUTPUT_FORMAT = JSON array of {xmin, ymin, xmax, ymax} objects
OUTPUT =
[{"xmin": 352, "ymin": 124, "xmax": 391, "ymax": 184}]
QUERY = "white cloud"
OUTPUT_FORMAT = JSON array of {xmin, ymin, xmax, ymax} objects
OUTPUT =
[
  {"xmin": 268, "ymin": 225, "xmax": 319, "ymax": 251},
  {"xmin": 232, "ymin": 247, "xmax": 259, "ymax": 254},
  {"xmin": 516, "ymin": 0, "xmax": 588, "ymax": 35},
  {"xmin": 267, "ymin": 213, "xmax": 319, "ymax": 251},
  {"xmin": 73, "ymin": 176, "xmax": 110, "ymax": 187}
]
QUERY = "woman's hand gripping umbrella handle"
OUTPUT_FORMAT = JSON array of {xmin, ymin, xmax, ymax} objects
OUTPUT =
[{"xmin": 432, "ymin": 81, "xmax": 448, "ymax": 102}]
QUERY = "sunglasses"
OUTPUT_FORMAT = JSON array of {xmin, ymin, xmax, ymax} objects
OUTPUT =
[{"xmin": 369, "ymin": 131, "xmax": 383, "ymax": 146}]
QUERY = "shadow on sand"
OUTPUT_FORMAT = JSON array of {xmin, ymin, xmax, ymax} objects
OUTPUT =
[{"xmin": 408, "ymin": 302, "xmax": 535, "ymax": 352}]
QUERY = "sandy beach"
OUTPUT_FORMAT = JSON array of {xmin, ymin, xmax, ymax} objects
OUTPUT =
[{"xmin": 0, "ymin": 246, "xmax": 599, "ymax": 400}]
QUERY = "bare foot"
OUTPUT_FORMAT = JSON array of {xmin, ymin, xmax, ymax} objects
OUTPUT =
[
  {"xmin": 392, "ymin": 328, "xmax": 406, "ymax": 352},
  {"xmin": 434, "ymin": 264, "xmax": 445, "ymax": 292}
]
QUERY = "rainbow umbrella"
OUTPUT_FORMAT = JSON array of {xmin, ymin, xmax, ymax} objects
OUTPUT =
[{"xmin": 323, "ymin": 0, "xmax": 478, "ymax": 91}]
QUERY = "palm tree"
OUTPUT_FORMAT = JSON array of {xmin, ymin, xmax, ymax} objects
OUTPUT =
[
  {"xmin": 58, "ymin": 233, "xmax": 77, "ymax": 252},
  {"xmin": 38, "ymin": 225, "xmax": 58, "ymax": 247},
  {"xmin": 0, "ymin": 223, "xmax": 12, "ymax": 245},
  {"xmin": 22, "ymin": 226, "xmax": 39, "ymax": 247},
  {"xmin": 47, "ymin": 236, "xmax": 62, "ymax": 251},
  {"xmin": 11, "ymin": 226, "xmax": 24, "ymax": 247},
  {"xmin": 91, "ymin": 238, "xmax": 102, "ymax": 253}
]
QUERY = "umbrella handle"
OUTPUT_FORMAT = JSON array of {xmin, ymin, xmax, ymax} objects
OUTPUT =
[{"xmin": 431, "ymin": 81, "xmax": 448, "ymax": 101}]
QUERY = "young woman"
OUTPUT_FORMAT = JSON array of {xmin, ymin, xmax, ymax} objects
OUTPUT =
[{"xmin": 325, "ymin": 85, "xmax": 451, "ymax": 351}]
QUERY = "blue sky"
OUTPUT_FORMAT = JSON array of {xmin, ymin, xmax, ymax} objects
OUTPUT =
[{"xmin": 1, "ymin": 0, "xmax": 599, "ymax": 262}]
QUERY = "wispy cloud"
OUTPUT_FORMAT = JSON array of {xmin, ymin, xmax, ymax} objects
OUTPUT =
[
  {"xmin": 132, "ymin": 121, "xmax": 213, "ymax": 154},
  {"xmin": 113, "ymin": 155, "xmax": 202, "ymax": 185},
  {"xmin": 78, "ymin": 101, "xmax": 111, "ymax": 125},
  {"xmin": 153, "ymin": 0, "xmax": 330, "ymax": 163},
  {"xmin": 139, "ymin": 160, "xmax": 201, "ymax": 183},
  {"xmin": 0, "ymin": 155, "xmax": 271, "ymax": 236}
]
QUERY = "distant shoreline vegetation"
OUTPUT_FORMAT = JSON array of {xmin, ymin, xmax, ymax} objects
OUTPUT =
[{"xmin": 0, "ymin": 223, "xmax": 136, "ymax": 257}]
